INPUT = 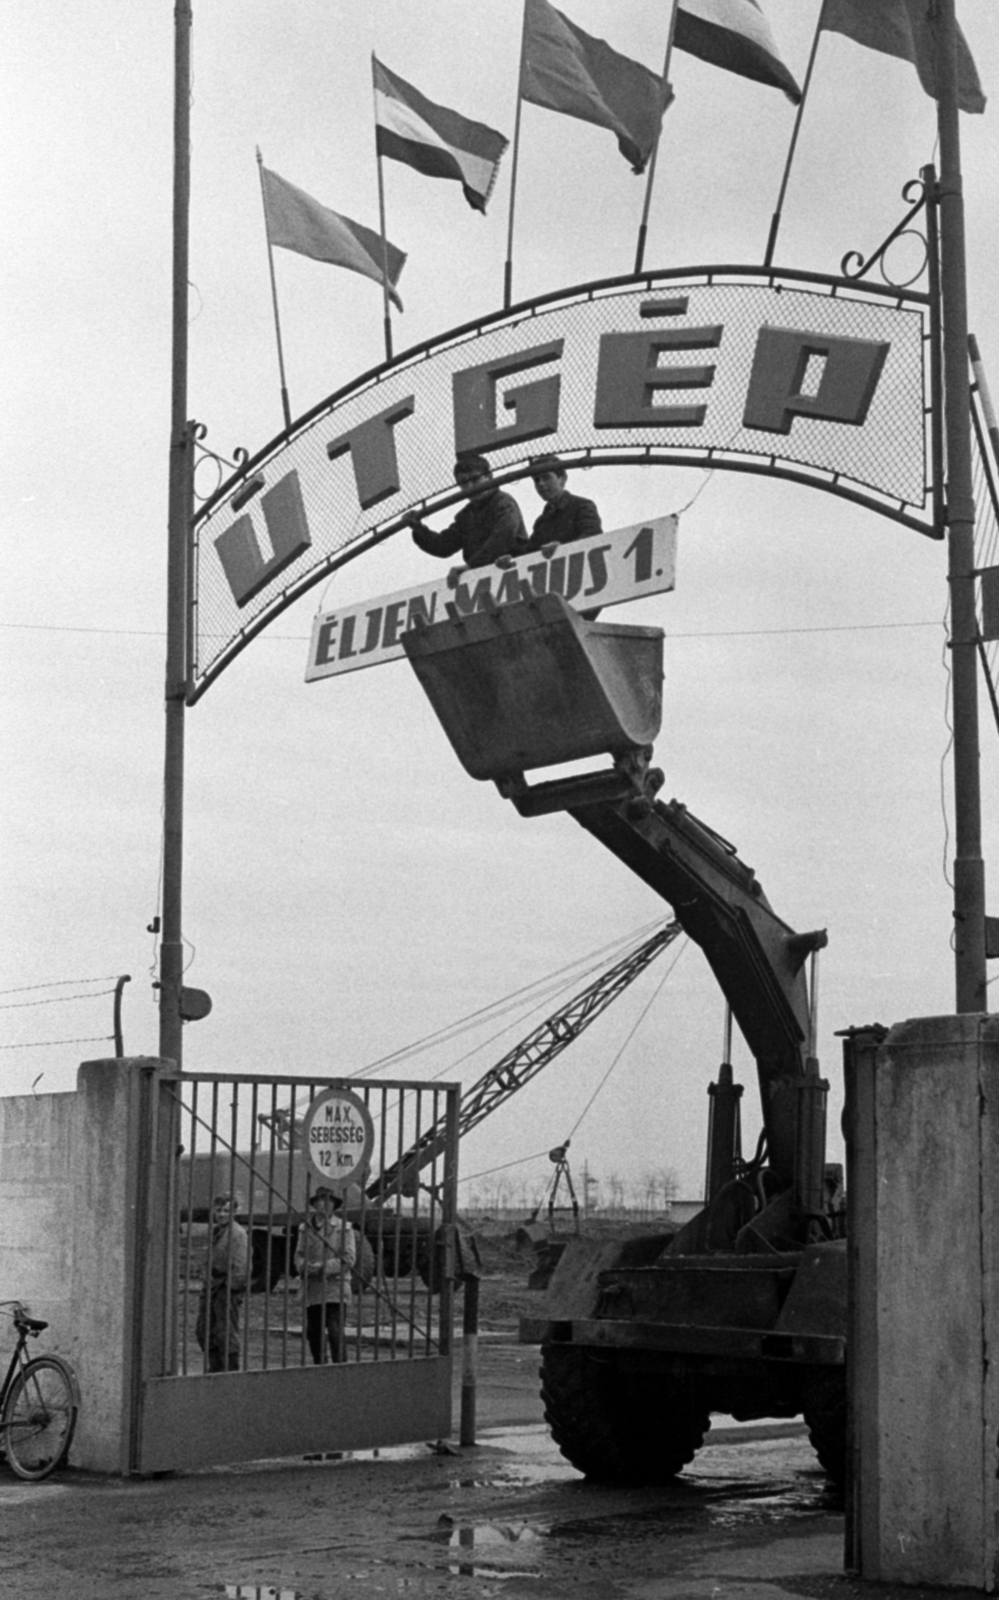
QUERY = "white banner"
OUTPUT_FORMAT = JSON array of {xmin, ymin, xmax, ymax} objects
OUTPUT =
[{"xmin": 305, "ymin": 515, "xmax": 678, "ymax": 682}]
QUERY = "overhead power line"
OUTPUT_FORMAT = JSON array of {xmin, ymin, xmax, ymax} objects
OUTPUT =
[{"xmin": 0, "ymin": 618, "xmax": 940, "ymax": 643}]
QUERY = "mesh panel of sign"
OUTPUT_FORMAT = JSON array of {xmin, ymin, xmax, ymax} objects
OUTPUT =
[{"xmin": 191, "ymin": 272, "xmax": 929, "ymax": 696}]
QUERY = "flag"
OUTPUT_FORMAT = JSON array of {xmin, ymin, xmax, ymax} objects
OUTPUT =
[
  {"xmin": 260, "ymin": 166, "xmax": 406, "ymax": 309},
  {"xmin": 821, "ymin": 0, "xmax": 985, "ymax": 114},
  {"xmin": 675, "ymin": 0, "xmax": 801, "ymax": 104},
  {"xmin": 373, "ymin": 58, "xmax": 508, "ymax": 213},
  {"xmin": 520, "ymin": 0, "xmax": 671, "ymax": 175}
]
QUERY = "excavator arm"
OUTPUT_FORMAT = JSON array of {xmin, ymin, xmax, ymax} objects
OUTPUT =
[
  {"xmin": 402, "ymin": 592, "xmax": 828, "ymax": 1198},
  {"xmin": 570, "ymin": 795, "xmax": 826, "ymax": 1188}
]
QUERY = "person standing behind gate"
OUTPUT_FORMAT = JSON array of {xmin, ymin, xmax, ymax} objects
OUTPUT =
[
  {"xmin": 295, "ymin": 1188, "xmax": 358, "ymax": 1364},
  {"xmin": 196, "ymin": 1192, "xmax": 249, "ymax": 1373}
]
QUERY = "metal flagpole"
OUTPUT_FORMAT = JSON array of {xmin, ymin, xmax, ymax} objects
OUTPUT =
[
  {"xmin": 633, "ymin": 0, "xmax": 679, "ymax": 276},
  {"xmin": 762, "ymin": 0, "xmax": 825, "ymax": 270},
  {"xmin": 372, "ymin": 56, "xmax": 394, "ymax": 363},
  {"xmin": 503, "ymin": 0, "xmax": 529, "ymax": 309},
  {"xmin": 375, "ymin": 151, "xmax": 394, "ymax": 362},
  {"xmin": 936, "ymin": 0, "xmax": 987, "ymax": 1012},
  {"xmin": 256, "ymin": 150, "xmax": 293, "ymax": 432},
  {"xmin": 160, "ymin": 0, "xmax": 194, "ymax": 1072}
]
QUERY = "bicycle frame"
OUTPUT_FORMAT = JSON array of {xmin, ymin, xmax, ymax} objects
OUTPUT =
[{"xmin": 0, "ymin": 1303, "xmax": 36, "ymax": 1408}]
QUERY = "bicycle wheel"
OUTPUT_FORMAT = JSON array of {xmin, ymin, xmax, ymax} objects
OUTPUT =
[{"xmin": 2, "ymin": 1356, "xmax": 78, "ymax": 1481}]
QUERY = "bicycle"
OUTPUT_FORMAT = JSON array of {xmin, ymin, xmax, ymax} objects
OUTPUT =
[{"xmin": 0, "ymin": 1302, "xmax": 79, "ymax": 1481}]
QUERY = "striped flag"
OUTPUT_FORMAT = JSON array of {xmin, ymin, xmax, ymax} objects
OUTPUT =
[
  {"xmin": 821, "ymin": 0, "xmax": 985, "ymax": 114},
  {"xmin": 260, "ymin": 166, "xmax": 406, "ymax": 309},
  {"xmin": 373, "ymin": 58, "xmax": 509, "ymax": 213},
  {"xmin": 521, "ymin": 0, "xmax": 670, "ymax": 175},
  {"xmin": 675, "ymin": 0, "xmax": 801, "ymax": 103}
]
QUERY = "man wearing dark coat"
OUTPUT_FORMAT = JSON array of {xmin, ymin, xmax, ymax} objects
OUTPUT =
[
  {"xmin": 195, "ymin": 1192, "xmax": 249, "ymax": 1373},
  {"xmin": 405, "ymin": 454, "xmax": 527, "ymax": 570},
  {"xmin": 526, "ymin": 455, "xmax": 602, "ymax": 551}
]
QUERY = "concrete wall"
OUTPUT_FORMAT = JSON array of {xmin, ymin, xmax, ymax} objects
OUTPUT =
[
  {"xmin": 0, "ymin": 1088, "xmax": 77, "ymax": 1348},
  {"xmin": 0, "ymin": 1058, "xmax": 168, "ymax": 1474},
  {"xmin": 847, "ymin": 1015, "xmax": 999, "ymax": 1590}
]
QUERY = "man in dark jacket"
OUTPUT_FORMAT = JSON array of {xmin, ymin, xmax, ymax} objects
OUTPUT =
[
  {"xmin": 405, "ymin": 454, "xmax": 527, "ymax": 570},
  {"xmin": 195, "ymin": 1192, "xmax": 249, "ymax": 1372},
  {"xmin": 526, "ymin": 455, "xmax": 602, "ymax": 551}
]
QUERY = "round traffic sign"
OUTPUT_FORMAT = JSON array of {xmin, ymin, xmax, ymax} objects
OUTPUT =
[{"xmin": 302, "ymin": 1087, "xmax": 374, "ymax": 1191}]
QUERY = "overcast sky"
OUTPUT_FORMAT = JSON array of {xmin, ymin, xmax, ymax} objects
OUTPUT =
[{"xmin": 5, "ymin": 1, "xmax": 999, "ymax": 1204}]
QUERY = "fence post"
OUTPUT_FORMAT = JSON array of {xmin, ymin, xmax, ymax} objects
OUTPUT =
[
  {"xmin": 71, "ymin": 1057, "xmax": 173, "ymax": 1473},
  {"xmin": 460, "ymin": 1275, "xmax": 480, "ymax": 1447},
  {"xmin": 128, "ymin": 1060, "xmax": 181, "ymax": 1471}
]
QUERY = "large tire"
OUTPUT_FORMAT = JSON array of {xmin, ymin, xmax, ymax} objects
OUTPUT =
[
  {"xmin": 801, "ymin": 1367, "xmax": 847, "ymax": 1487},
  {"xmin": 540, "ymin": 1344, "xmax": 709, "ymax": 1484}
]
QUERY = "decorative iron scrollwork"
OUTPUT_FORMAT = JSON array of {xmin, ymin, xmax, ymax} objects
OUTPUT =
[
  {"xmin": 192, "ymin": 434, "xmax": 250, "ymax": 505},
  {"xmin": 841, "ymin": 175, "xmax": 930, "ymax": 290}
]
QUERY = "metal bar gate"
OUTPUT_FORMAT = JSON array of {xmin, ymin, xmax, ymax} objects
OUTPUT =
[{"xmin": 133, "ymin": 1070, "xmax": 460, "ymax": 1474}]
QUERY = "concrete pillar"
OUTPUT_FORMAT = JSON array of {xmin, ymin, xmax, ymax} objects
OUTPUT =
[
  {"xmin": 70, "ymin": 1057, "xmax": 173, "ymax": 1474},
  {"xmin": 846, "ymin": 1015, "xmax": 999, "ymax": 1589}
]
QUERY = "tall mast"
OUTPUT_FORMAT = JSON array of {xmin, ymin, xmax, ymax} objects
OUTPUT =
[
  {"xmin": 160, "ymin": 0, "xmax": 194, "ymax": 1068},
  {"xmin": 937, "ymin": 0, "xmax": 986, "ymax": 1011}
]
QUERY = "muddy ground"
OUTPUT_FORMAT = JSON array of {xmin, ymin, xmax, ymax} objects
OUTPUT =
[{"xmin": 0, "ymin": 1230, "xmax": 976, "ymax": 1600}]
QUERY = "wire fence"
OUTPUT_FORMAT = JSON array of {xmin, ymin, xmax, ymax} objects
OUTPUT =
[{"xmin": 0, "ymin": 976, "xmax": 127, "ymax": 1057}]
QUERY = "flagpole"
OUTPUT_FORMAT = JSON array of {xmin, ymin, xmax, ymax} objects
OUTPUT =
[
  {"xmin": 256, "ymin": 149, "xmax": 293, "ymax": 431},
  {"xmin": 936, "ymin": 0, "xmax": 986, "ymax": 1012},
  {"xmin": 503, "ymin": 0, "xmax": 529, "ymax": 309},
  {"xmin": 633, "ymin": 0, "xmax": 679, "ymax": 275},
  {"xmin": 375, "ymin": 151, "xmax": 394, "ymax": 362},
  {"xmin": 763, "ymin": 1, "xmax": 825, "ymax": 270},
  {"xmin": 371, "ymin": 57, "xmax": 395, "ymax": 362}
]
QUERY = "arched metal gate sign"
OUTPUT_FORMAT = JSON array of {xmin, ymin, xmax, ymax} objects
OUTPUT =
[
  {"xmin": 190, "ymin": 262, "xmax": 938, "ymax": 701},
  {"xmin": 153, "ymin": 159, "xmax": 999, "ymax": 1469}
]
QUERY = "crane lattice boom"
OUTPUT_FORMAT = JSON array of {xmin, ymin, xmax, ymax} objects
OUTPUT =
[{"xmin": 367, "ymin": 920, "xmax": 681, "ymax": 1200}]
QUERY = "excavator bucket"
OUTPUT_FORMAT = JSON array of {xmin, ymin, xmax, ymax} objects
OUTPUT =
[{"xmin": 401, "ymin": 592, "xmax": 663, "ymax": 782}]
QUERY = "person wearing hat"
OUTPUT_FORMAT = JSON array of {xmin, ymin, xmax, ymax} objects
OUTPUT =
[
  {"xmin": 295, "ymin": 1187, "xmax": 358, "ymax": 1364},
  {"xmin": 195, "ymin": 1192, "xmax": 249, "ymax": 1373},
  {"xmin": 525, "ymin": 456, "xmax": 603, "ymax": 552},
  {"xmin": 404, "ymin": 454, "xmax": 528, "ymax": 570}
]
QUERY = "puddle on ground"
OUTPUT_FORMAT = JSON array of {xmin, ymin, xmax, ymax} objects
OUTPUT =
[
  {"xmin": 447, "ymin": 1425, "xmax": 582, "ymax": 1488},
  {"xmin": 448, "ymin": 1540, "xmax": 544, "ymax": 1577},
  {"xmin": 448, "ymin": 1567, "xmax": 540, "ymax": 1581},
  {"xmin": 402, "ymin": 1516, "xmax": 547, "ymax": 1580},
  {"xmin": 295, "ymin": 1426, "xmax": 580, "ymax": 1485},
  {"xmin": 455, "ymin": 1460, "xmax": 581, "ymax": 1488},
  {"xmin": 347, "ymin": 1443, "xmax": 427, "ymax": 1463},
  {"xmin": 224, "ymin": 1588, "xmax": 300, "ymax": 1599},
  {"xmin": 404, "ymin": 1516, "xmax": 548, "ymax": 1548}
]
